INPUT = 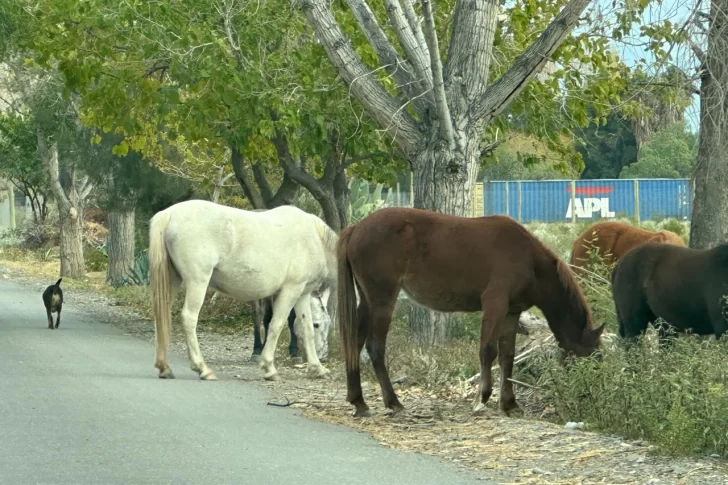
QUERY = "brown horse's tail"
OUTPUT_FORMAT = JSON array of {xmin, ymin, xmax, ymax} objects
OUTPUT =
[
  {"xmin": 338, "ymin": 225, "xmax": 361, "ymax": 373},
  {"xmin": 149, "ymin": 209, "xmax": 173, "ymax": 367}
]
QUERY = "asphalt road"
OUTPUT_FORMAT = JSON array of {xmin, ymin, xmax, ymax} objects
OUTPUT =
[{"xmin": 0, "ymin": 278, "xmax": 491, "ymax": 485}]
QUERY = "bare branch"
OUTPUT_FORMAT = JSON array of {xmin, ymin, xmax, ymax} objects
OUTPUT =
[
  {"xmin": 400, "ymin": 0, "xmax": 429, "ymax": 62},
  {"xmin": 345, "ymin": 0, "xmax": 431, "ymax": 118},
  {"xmin": 474, "ymin": 0, "xmax": 592, "ymax": 122},
  {"xmin": 230, "ymin": 144, "xmax": 266, "ymax": 209},
  {"xmin": 689, "ymin": 38, "xmax": 706, "ymax": 65},
  {"xmin": 251, "ymin": 163, "xmax": 274, "ymax": 202},
  {"xmin": 443, "ymin": 0, "xmax": 499, "ymax": 122},
  {"xmin": 78, "ymin": 175, "xmax": 94, "ymax": 200},
  {"xmin": 299, "ymin": 0, "xmax": 423, "ymax": 156},
  {"xmin": 382, "ymin": 0, "xmax": 433, "ymax": 93},
  {"xmin": 421, "ymin": 0, "xmax": 454, "ymax": 144}
]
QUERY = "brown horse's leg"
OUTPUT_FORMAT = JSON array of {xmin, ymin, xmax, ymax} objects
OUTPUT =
[
  {"xmin": 497, "ymin": 314, "xmax": 520, "ymax": 415},
  {"xmin": 367, "ymin": 305, "xmax": 404, "ymax": 415},
  {"xmin": 474, "ymin": 288, "xmax": 509, "ymax": 414},
  {"xmin": 348, "ymin": 298, "xmax": 371, "ymax": 417}
]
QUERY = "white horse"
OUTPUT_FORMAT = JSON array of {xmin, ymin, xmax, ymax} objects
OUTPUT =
[{"xmin": 148, "ymin": 199, "xmax": 338, "ymax": 381}]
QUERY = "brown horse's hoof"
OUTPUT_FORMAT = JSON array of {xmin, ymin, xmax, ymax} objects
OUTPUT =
[
  {"xmin": 291, "ymin": 357, "xmax": 304, "ymax": 365},
  {"xmin": 249, "ymin": 354, "xmax": 261, "ymax": 363},
  {"xmin": 353, "ymin": 407, "xmax": 372, "ymax": 418},
  {"xmin": 200, "ymin": 371, "xmax": 218, "ymax": 381},
  {"xmin": 500, "ymin": 401, "xmax": 523, "ymax": 417},
  {"xmin": 472, "ymin": 402, "xmax": 488, "ymax": 415}
]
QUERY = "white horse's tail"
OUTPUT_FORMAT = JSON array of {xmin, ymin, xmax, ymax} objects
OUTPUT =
[{"xmin": 149, "ymin": 210, "xmax": 173, "ymax": 367}]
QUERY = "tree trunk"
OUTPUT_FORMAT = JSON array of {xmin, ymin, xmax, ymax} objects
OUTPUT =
[
  {"xmin": 106, "ymin": 206, "xmax": 136, "ymax": 285},
  {"xmin": 407, "ymin": 139, "xmax": 481, "ymax": 343},
  {"xmin": 689, "ymin": 0, "xmax": 728, "ymax": 249},
  {"xmin": 59, "ymin": 207, "xmax": 85, "ymax": 278},
  {"xmin": 37, "ymin": 135, "xmax": 86, "ymax": 278}
]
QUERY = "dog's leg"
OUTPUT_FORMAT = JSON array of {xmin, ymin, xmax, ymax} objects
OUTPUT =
[
  {"xmin": 55, "ymin": 308, "xmax": 61, "ymax": 329},
  {"xmin": 46, "ymin": 309, "xmax": 54, "ymax": 330}
]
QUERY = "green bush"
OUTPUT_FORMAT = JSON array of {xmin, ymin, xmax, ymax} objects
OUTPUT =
[
  {"xmin": 85, "ymin": 246, "xmax": 108, "ymax": 272},
  {"xmin": 530, "ymin": 334, "xmax": 728, "ymax": 458}
]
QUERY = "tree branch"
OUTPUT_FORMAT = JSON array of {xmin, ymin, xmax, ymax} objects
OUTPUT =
[
  {"xmin": 36, "ymin": 133, "xmax": 74, "ymax": 218},
  {"xmin": 230, "ymin": 144, "xmax": 266, "ymax": 209},
  {"xmin": 381, "ymin": 0, "xmax": 433, "ymax": 96},
  {"xmin": 401, "ymin": 0, "xmax": 430, "ymax": 66},
  {"xmin": 345, "ymin": 0, "xmax": 431, "ymax": 119},
  {"xmin": 443, "ymin": 0, "xmax": 499, "ymax": 126},
  {"xmin": 474, "ymin": 0, "xmax": 592, "ymax": 122},
  {"xmin": 421, "ymin": 0, "xmax": 454, "ymax": 144},
  {"xmin": 299, "ymin": 0, "xmax": 423, "ymax": 156},
  {"xmin": 251, "ymin": 163, "xmax": 274, "ymax": 202}
]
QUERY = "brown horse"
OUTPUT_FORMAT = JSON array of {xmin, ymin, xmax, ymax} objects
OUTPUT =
[
  {"xmin": 611, "ymin": 242, "xmax": 728, "ymax": 342},
  {"xmin": 570, "ymin": 221, "xmax": 685, "ymax": 271},
  {"xmin": 337, "ymin": 207, "xmax": 605, "ymax": 418}
]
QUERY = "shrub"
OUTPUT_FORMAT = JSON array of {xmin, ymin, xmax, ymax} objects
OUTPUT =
[
  {"xmin": 85, "ymin": 245, "xmax": 108, "ymax": 272},
  {"xmin": 532, "ymin": 333, "xmax": 728, "ymax": 458}
]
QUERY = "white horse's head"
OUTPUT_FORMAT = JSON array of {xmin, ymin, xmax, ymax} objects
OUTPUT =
[{"xmin": 310, "ymin": 285, "xmax": 332, "ymax": 361}]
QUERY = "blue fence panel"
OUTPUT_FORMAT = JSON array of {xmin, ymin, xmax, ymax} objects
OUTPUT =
[
  {"xmin": 482, "ymin": 178, "xmax": 692, "ymax": 223},
  {"xmin": 637, "ymin": 179, "xmax": 692, "ymax": 221}
]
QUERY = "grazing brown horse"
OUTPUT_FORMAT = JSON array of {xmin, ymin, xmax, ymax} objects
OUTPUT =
[
  {"xmin": 570, "ymin": 221, "xmax": 685, "ymax": 271},
  {"xmin": 611, "ymin": 242, "xmax": 728, "ymax": 342},
  {"xmin": 337, "ymin": 207, "xmax": 605, "ymax": 418}
]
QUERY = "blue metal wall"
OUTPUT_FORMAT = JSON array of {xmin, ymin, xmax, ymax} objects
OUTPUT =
[{"xmin": 482, "ymin": 178, "xmax": 692, "ymax": 223}]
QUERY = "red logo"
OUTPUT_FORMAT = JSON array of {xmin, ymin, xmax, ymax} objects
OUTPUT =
[{"xmin": 566, "ymin": 186, "xmax": 614, "ymax": 196}]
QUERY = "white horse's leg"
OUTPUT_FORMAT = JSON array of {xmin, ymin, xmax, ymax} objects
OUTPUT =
[
  {"xmin": 180, "ymin": 281, "xmax": 217, "ymax": 381},
  {"xmin": 259, "ymin": 289, "xmax": 301, "ymax": 381},
  {"xmin": 293, "ymin": 293, "xmax": 330, "ymax": 379}
]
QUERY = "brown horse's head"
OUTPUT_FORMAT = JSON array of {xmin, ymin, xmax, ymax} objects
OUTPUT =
[{"xmin": 562, "ymin": 322, "xmax": 606, "ymax": 358}]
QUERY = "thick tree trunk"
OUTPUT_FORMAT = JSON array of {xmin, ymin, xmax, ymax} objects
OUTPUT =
[
  {"xmin": 690, "ymin": 0, "xmax": 728, "ymax": 249},
  {"xmin": 408, "ymin": 138, "xmax": 481, "ymax": 343},
  {"xmin": 106, "ymin": 206, "xmax": 136, "ymax": 285}
]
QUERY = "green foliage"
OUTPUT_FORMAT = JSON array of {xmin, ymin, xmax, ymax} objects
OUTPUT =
[
  {"xmin": 620, "ymin": 121, "xmax": 697, "ymax": 179},
  {"xmin": 532, "ymin": 336, "xmax": 728, "ymax": 457},
  {"xmin": 0, "ymin": 112, "xmax": 51, "ymax": 220},
  {"xmin": 481, "ymin": 134, "xmax": 578, "ymax": 180},
  {"xmin": 575, "ymin": 111, "xmax": 638, "ymax": 179},
  {"xmin": 84, "ymin": 246, "xmax": 108, "ymax": 272}
]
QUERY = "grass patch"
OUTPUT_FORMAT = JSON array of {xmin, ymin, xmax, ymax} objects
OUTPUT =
[{"xmin": 528, "ymin": 334, "xmax": 728, "ymax": 458}]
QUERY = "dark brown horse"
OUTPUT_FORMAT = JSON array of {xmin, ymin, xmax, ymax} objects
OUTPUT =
[
  {"xmin": 570, "ymin": 221, "xmax": 685, "ymax": 272},
  {"xmin": 337, "ymin": 207, "xmax": 605, "ymax": 417},
  {"xmin": 611, "ymin": 242, "xmax": 728, "ymax": 342}
]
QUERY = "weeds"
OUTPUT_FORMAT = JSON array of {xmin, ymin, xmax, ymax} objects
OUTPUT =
[{"xmin": 532, "ymin": 333, "xmax": 728, "ymax": 458}]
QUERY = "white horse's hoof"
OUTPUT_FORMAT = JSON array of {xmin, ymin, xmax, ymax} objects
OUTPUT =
[
  {"xmin": 200, "ymin": 371, "xmax": 218, "ymax": 381},
  {"xmin": 264, "ymin": 372, "xmax": 281, "ymax": 381},
  {"xmin": 158, "ymin": 368, "xmax": 175, "ymax": 379},
  {"xmin": 308, "ymin": 364, "xmax": 330, "ymax": 378}
]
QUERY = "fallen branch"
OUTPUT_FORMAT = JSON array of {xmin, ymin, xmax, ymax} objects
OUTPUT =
[{"xmin": 266, "ymin": 397, "xmax": 301, "ymax": 407}]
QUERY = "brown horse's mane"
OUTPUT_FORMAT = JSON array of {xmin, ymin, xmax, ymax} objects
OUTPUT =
[
  {"xmin": 493, "ymin": 215, "xmax": 595, "ymax": 330},
  {"xmin": 542, "ymin": 239, "xmax": 595, "ymax": 330}
]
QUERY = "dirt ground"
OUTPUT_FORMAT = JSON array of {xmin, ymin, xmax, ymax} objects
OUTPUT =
[{"xmin": 3, "ymin": 262, "xmax": 728, "ymax": 485}]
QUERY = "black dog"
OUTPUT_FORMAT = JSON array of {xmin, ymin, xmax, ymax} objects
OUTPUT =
[{"xmin": 42, "ymin": 278, "xmax": 63, "ymax": 330}]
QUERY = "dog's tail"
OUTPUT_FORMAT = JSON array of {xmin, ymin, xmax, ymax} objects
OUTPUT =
[
  {"xmin": 55, "ymin": 278, "xmax": 62, "ymax": 287},
  {"xmin": 149, "ymin": 209, "xmax": 173, "ymax": 370}
]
